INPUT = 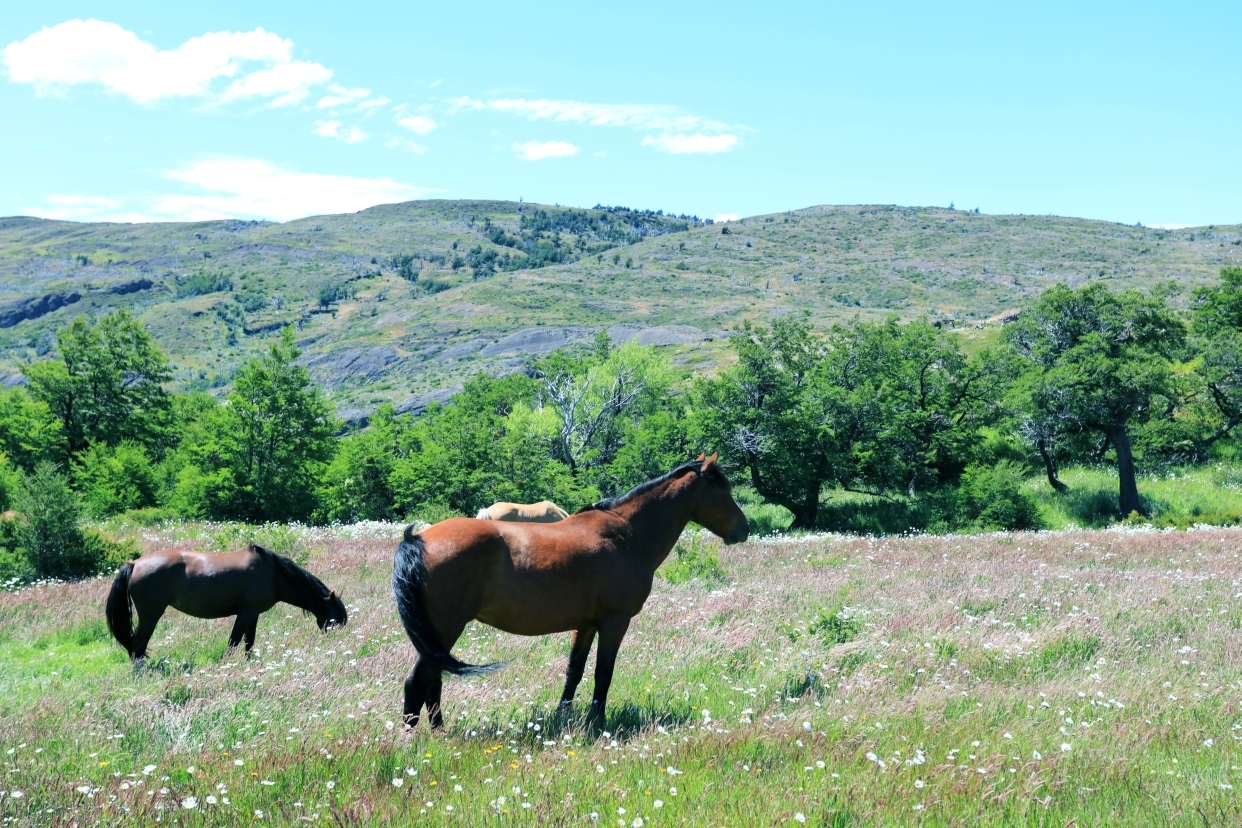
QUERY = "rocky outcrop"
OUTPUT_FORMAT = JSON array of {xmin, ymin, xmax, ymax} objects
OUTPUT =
[
  {"xmin": 480, "ymin": 327, "xmax": 596, "ymax": 356},
  {"xmin": 0, "ymin": 291, "xmax": 81, "ymax": 328},
  {"xmin": 607, "ymin": 325, "xmax": 706, "ymax": 346},
  {"xmin": 109, "ymin": 278, "xmax": 154, "ymax": 295},
  {"xmin": 301, "ymin": 345, "xmax": 401, "ymax": 389}
]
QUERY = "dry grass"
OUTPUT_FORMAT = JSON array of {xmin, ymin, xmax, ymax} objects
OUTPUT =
[{"xmin": 1, "ymin": 524, "xmax": 1240, "ymax": 826}]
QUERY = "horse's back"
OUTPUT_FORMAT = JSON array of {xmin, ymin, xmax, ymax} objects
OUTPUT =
[
  {"xmin": 129, "ymin": 547, "xmax": 275, "ymax": 619},
  {"xmin": 482, "ymin": 501, "xmax": 568, "ymax": 522}
]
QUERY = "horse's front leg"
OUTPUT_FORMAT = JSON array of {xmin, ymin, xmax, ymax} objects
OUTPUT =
[
  {"xmin": 588, "ymin": 616, "xmax": 631, "ymax": 726},
  {"xmin": 560, "ymin": 626, "xmax": 598, "ymax": 706}
]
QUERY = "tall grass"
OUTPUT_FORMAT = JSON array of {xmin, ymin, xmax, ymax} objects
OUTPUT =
[
  {"xmin": 1025, "ymin": 463, "xmax": 1242, "ymax": 528},
  {"xmin": 1, "ymin": 524, "xmax": 1240, "ymax": 825}
]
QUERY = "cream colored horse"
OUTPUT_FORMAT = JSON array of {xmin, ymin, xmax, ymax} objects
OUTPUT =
[{"xmin": 475, "ymin": 501, "xmax": 570, "ymax": 522}]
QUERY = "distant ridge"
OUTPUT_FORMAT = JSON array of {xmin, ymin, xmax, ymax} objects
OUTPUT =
[{"xmin": 1, "ymin": 200, "xmax": 1237, "ymax": 421}]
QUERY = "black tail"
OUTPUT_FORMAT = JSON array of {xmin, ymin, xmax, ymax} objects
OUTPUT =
[
  {"xmin": 105, "ymin": 562, "xmax": 135, "ymax": 656},
  {"xmin": 392, "ymin": 525, "xmax": 506, "ymax": 677}
]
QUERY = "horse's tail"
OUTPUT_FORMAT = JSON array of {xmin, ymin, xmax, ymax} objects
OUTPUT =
[
  {"xmin": 105, "ymin": 562, "xmax": 135, "ymax": 657},
  {"xmin": 475, "ymin": 508, "xmax": 491, "ymax": 520},
  {"xmin": 392, "ymin": 526, "xmax": 506, "ymax": 677}
]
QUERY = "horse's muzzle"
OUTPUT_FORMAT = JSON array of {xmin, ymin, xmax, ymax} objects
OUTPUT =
[{"xmin": 724, "ymin": 518, "xmax": 750, "ymax": 545}]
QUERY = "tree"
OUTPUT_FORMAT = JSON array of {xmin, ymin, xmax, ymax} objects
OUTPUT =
[
  {"xmin": 23, "ymin": 310, "xmax": 171, "ymax": 457},
  {"xmin": 0, "ymin": 388, "xmax": 64, "ymax": 471},
  {"xmin": 1006, "ymin": 283, "xmax": 1185, "ymax": 516},
  {"xmin": 193, "ymin": 328, "xmax": 337, "ymax": 522},
  {"xmin": 1187, "ymin": 267, "xmax": 1242, "ymax": 452},
  {"xmin": 694, "ymin": 315, "xmax": 1016, "ymax": 528},
  {"xmin": 692, "ymin": 314, "xmax": 839, "ymax": 528},
  {"xmin": 540, "ymin": 338, "xmax": 673, "ymax": 483}
]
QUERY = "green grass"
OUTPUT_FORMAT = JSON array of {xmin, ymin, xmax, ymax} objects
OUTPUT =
[
  {"xmin": 2, "ymin": 523, "xmax": 1241, "ymax": 825},
  {"xmin": 1026, "ymin": 463, "xmax": 1242, "ymax": 528}
]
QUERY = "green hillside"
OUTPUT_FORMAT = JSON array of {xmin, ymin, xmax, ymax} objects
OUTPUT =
[{"xmin": 1, "ymin": 200, "xmax": 1238, "ymax": 422}]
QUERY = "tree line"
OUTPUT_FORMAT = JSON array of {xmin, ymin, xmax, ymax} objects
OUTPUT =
[{"xmin": 0, "ymin": 269, "xmax": 1238, "ymax": 580}]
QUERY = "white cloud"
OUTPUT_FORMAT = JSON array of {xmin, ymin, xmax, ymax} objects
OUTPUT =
[
  {"xmin": 713, "ymin": 213, "xmax": 739, "ymax": 223},
  {"xmin": 32, "ymin": 194, "xmax": 123, "ymax": 220},
  {"xmin": 386, "ymin": 137, "xmax": 428, "ymax": 154},
  {"xmin": 2, "ymin": 19, "xmax": 331, "ymax": 105},
  {"xmin": 488, "ymin": 98, "xmax": 701, "ymax": 132},
  {"xmin": 445, "ymin": 96, "xmax": 485, "ymax": 113},
  {"xmin": 220, "ymin": 59, "xmax": 331, "ymax": 106},
  {"xmin": 316, "ymin": 84, "xmax": 370, "ymax": 108},
  {"xmin": 642, "ymin": 133, "xmax": 738, "ymax": 154},
  {"xmin": 513, "ymin": 140, "xmax": 579, "ymax": 161},
  {"xmin": 356, "ymin": 97, "xmax": 390, "ymax": 110},
  {"xmin": 153, "ymin": 157, "xmax": 428, "ymax": 221},
  {"xmin": 314, "ymin": 120, "xmax": 367, "ymax": 143},
  {"xmin": 397, "ymin": 115, "xmax": 437, "ymax": 135}
]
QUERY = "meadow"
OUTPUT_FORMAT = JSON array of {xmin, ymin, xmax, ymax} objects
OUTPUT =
[{"xmin": 1, "ymin": 521, "xmax": 1240, "ymax": 826}]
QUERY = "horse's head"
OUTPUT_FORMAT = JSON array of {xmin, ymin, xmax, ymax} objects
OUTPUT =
[
  {"xmin": 318, "ymin": 591, "xmax": 349, "ymax": 631},
  {"xmin": 688, "ymin": 452, "xmax": 749, "ymax": 545}
]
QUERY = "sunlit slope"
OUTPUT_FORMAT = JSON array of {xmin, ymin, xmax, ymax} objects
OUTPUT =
[{"xmin": 1, "ymin": 201, "xmax": 1237, "ymax": 421}]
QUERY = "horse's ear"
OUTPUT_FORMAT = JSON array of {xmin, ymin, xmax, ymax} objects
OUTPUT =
[
  {"xmin": 696, "ymin": 452, "xmax": 706, "ymax": 462},
  {"xmin": 701, "ymin": 451, "xmax": 718, "ymax": 471}
]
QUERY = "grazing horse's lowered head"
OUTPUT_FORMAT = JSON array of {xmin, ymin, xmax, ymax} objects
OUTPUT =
[{"xmin": 261, "ymin": 548, "xmax": 349, "ymax": 631}]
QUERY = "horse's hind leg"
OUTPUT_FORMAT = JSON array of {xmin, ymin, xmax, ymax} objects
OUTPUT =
[
  {"xmin": 588, "ymin": 615, "xmax": 632, "ymax": 725},
  {"xmin": 560, "ymin": 626, "xmax": 598, "ymax": 706},
  {"xmin": 131, "ymin": 605, "xmax": 167, "ymax": 662},
  {"xmin": 227, "ymin": 611, "xmax": 260, "ymax": 658},
  {"xmin": 425, "ymin": 669, "xmax": 446, "ymax": 730},
  {"xmin": 403, "ymin": 657, "xmax": 438, "ymax": 728}
]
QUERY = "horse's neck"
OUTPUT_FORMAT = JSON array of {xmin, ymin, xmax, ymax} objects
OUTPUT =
[
  {"xmin": 275, "ymin": 570, "xmax": 316, "ymax": 613},
  {"xmin": 615, "ymin": 481, "xmax": 696, "ymax": 571}
]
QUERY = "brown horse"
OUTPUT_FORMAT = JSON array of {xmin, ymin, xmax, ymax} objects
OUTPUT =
[
  {"xmin": 392, "ymin": 452, "xmax": 748, "ymax": 728},
  {"xmin": 106, "ymin": 545, "xmax": 347, "ymax": 661},
  {"xmin": 475, "ymin": 501, "xmax": 570, "ymax": 522}
]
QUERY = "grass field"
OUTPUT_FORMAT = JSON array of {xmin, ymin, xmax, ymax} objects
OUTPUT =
[{"xmin": 1, "ymin": 522, "xmax": 1240, "ymax": 826}]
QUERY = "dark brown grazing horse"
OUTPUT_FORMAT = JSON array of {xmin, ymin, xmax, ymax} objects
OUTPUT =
[
  {"xmin": 392, "ymin": 452, "xmax": 748, "ymax": 728},
  {"xmin": 106, "ymin": 544, "xmax": 347, "ymax": 661}
]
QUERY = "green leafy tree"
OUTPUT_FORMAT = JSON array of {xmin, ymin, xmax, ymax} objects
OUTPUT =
[
  {"xmin": 694, "ymin": 315, "xmax": 1015, "ymax": 528},
  {"xmin": 12, "ymin": 462, "xmax": 104, "ymax": 578},
  {"xmin": 1006, "ymin": 283, "xmax": 1185, "ymax": 516},
  {"xmin": 1188, "ymin": 267, "xmax": 1242, "ymax": 452},
  {"xmin": 191, "ymin": 328, "xmax": 337, "ymax": 522},
  {"xmin": 0, "ymin": 388, "xmax": 64, "ymax": 470},
  {"xmin": 317, "ymin": 404, "xmax": 408, "ymax": 523},
  {"xmin": 75, "ymin": 441, "xmax": 160, "ymax": 518},
  {"xmin": 23, "ymin": 310, "xmax": 172, "ymax": 457},
  {"xmin": 692, "ymin": 314, "xmax": 837, "ymax": 528}
]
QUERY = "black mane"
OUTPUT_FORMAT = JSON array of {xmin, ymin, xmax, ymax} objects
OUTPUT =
[
  {"xmin": 254, "ymin": 545, "xmax": 331, "ymax": 610},
  {"xmin": 576, "ymin": 459, "xmax": 705, "ymax": 513}
]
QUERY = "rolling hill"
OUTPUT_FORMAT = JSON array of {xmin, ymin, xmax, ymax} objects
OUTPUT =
[{"xmin": 1, "ymin": 200, "xmax": 1238, "ymax": 423}]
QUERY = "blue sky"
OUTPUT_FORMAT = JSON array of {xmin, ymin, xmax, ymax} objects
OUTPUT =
[{"xmin": 2, "ymin": 1, "xmax": 1239, "ymax": 227}]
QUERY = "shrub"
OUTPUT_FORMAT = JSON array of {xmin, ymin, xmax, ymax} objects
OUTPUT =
[
  {"xmin": 76, "ymin": 441, "xmax": 160, "ymax": 518},
  {"xmin": 939, "ymin": 462, "xmax": 1044, "ymax": 532},
  {"xmin": 658, "ymin": 533, "xmax": 726, "ymax": 584},
  {"xmin": 405, "ymin": 501, "xmax": 462, "ymax": 526},
  {"xmin": 8, "ymin": 462, "xmax": 135, "ymax": 580},
  {"xmin": 808, "ymin": 603, "xmax": 861, "ymax": 645}
]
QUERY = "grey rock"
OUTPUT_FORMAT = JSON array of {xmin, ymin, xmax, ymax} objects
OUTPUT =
[
  {"xmin": 302, "ymin": 345, "xmax": 401, "ymax": 388},
  {"xmin": 109, "ymin": 278, "xmax": 154, "ymax": 295},
  {"xmin": 480, "ymin": 327, "xmax": 595, "ymax": 356},
  {"xmin": 0, "ymin": 291, "xmax": 82, "ymax": 328},
  {"xmin": 607, "ymin": 325, "xmax": 705, "ymax": 347}
]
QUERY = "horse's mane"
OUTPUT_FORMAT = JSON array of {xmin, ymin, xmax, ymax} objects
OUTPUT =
[
  {"xmin": 253, "ymin": 545, "xmax": 331, "ymax": 609},
  {"xmin": 576, "ymin": 459, "xmax": 704, "ymax": 514}
]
